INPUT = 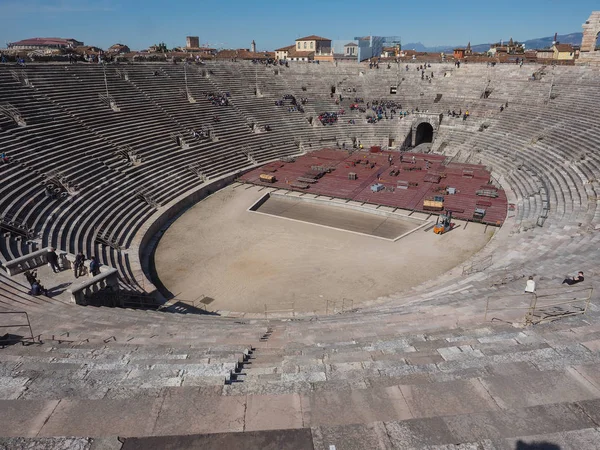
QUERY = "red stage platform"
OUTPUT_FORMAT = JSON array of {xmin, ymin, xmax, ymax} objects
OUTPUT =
[{"xmin": 240, "ymin": 149, "xmax": 508, "ymax": 225}]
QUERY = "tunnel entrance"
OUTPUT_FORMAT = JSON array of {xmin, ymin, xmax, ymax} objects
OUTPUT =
[{"xmin": 414, "ymin": 122, "xmax": 434, "ymax": 146}]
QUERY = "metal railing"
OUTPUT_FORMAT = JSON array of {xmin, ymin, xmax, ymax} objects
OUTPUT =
[
  {"xmin": 484, "ymin": 286, "xmax": 593, "ymax": 325},
  {"xmin": 264, "ymin": 302, "xmax": 295, "ymax": 319},
  {"xmin": 0, "ymin": 312, "xmax": 35, "ymax": 345},
  {"xmin": 527, "ymin": 286, "xmax": 593, "ymax": 325}
]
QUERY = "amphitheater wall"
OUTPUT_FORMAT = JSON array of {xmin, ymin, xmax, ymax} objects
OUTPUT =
[{"xmin": 131, "ymin": 159, "xmax": 288, "ymax": 299}]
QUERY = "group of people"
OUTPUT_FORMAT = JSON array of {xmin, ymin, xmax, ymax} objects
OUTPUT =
[
  {"xmin": 274, "ymin": 94, "xmax": 306, "ymax": 113},
  {"xmin": 204, "ymin": 91, "xmax": 229, "ymax": 106},
  {"xmin": 318, "ymin": 112, "xmax": 338, "ymax": 125},
  {"xmin": 524, "ymin": 271, "xmax": 585, "ymax": 293},
  {"xmin": 191, "ymin": 128, "xmax": 210, "ymax": 140},
  {"xmin": 447, "ymin": 109, "xmax": 470, "ymax": 121},
  {"xmin": 24, "ymin": 249, "xmax": 100, "ymax": 296},
  {"xmin": 46, "ymin": 247, "xmax": 100, "ymax": 277}
]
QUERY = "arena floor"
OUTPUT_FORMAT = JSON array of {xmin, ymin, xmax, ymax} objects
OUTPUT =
[
  {"xmin": 252, "ymin": 194, "xmax": 422, "ymax": 240},
  {"xmin": 154, "ymin": 184, "xmax": 495, "ymax": 315}
]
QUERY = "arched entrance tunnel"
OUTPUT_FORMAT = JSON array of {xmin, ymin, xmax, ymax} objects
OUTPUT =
[{"xmin": 414, "ymin": 122, "xmax": 434, "ymax": 146}]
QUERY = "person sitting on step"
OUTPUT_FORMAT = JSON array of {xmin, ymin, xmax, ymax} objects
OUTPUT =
[{"xmin": 562, "ymin": 271, "xmax": 584, "ymax": 285}]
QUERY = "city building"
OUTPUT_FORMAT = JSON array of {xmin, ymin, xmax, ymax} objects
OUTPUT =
[
  {"xmin": 536, "ymin": 48, "xmax": 554, "ymax": 60},
  {"xmin": 553, "ymin": 43, "xmax": 575, "ymax": 60},
  {"xmin": 186, "ymin": 36, "xmax": 199, "ymax": 49},
  {"xmin": 7, "ymin": 37, "xmax": 83, "ymax": 53},
  {"xmin": 344, "ymin": 42, "xmax": 358, "ymax": 57},
  {"xmin": 295, "ymin": 35, "xmax": 332, "ymax": 61},
  {"xmin": 274, "ymin": 45, "xmax": 295, "ymax": 60},
  {"xmin": 454, "ymin": 48, "xmax": 466, "ymax": 59},
  {"xmin": 107, "ymin": 43, "xmax": 130, "ymax": 54}
]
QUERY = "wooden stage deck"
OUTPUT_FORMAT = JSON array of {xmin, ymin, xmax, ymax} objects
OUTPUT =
[{"xmin": 240, "ymin": 149, "xmax": 508, "ymax": 226}]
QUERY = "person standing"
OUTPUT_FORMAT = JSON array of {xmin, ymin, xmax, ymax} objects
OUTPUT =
[
  {"xmin": 47, "ymin": 247, "xmax": 60, "ymax": 273},
  {"xmin": 89, "ymin": 256, "xmax": 100, "ymax": 276},
  {"xmin": 73, "ymin": 251, "xmax": 86, "ymax": 278}
]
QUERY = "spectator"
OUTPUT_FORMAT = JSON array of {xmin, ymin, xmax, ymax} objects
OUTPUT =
[
  {"xmin": 31, "ymin": 281, "xmax": 42, "ymax": 296},
  {"xmin": 24, "ymin": 270, "xmax": 37, "ymax": 288},
  {"xmin": 89, "ymin": 256, "xmax": 100, "ymax": 276},
  {"xmin": 524, "ymin": 276, "xmax": 536, "ymax": 293},
  {"xmin": 562, "ymin": 271, "xmax": 584, "ymax": 285},
  {"xmin": 47, "ymin": 247, "xmax": 60, "ymax": 273},
  {"xmin": 73, "ymin": 251, "xmax": 86, "ymax": 278}
]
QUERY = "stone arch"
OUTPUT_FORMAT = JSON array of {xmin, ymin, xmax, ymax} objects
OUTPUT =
[
  {"xmin": 581, "ymin": 12, "xmax": 600, "ymax": 53},
  {"xmin": 414, "ymin": 122, "xmax": 434, "ymax": 146},
  {"xmin": 410, "ymin": 115, "xmax": 441, "ymax": 147}
]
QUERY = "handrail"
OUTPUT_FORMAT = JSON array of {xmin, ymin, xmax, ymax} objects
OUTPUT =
[
  {"xmin": 264, "ymin": 302, "xmax": 295, "ymax": 319},
  {"xmin": 484, "ymin": 293, "xmax": 536, "ymax": 323},
  {"xmin": 0, "ymin": 311, "xmax": 35, "ymax": 345},
  {"xmin": 527, "ymin": 286, "xmax": 593, "ymax": 325},
  {"xmin": 484, "ymin": 286, "xmax": 593, "ymax": 325}
]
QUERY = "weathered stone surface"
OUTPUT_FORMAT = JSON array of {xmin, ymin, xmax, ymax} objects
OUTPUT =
[
  {"xmin": 121, "ymin": 428, "xmax": 314, "ymax": 450},
  {"xmin": 38, "ymin": 398, "xmax": 162, "ymax": 437},
  {"xmin": 312, "ymin": 422, "xmax": 392, "ymax": 450},
  {"xmin": 245, "ymin": 394, "xmax": 303, "ymax": 431},
  {"xmin": 151, "ymin": 389, "xmax": 246, "ymax": 435},
  {"xmin": 0, "ymin": 437, "xmax": 92, "ymax": 450},
  {"xmin": 301, "ymin": 386, "xmax": 412, "ymax": 427},
  {"xmin": 0, "ymin": 400, "xmax": 60, "ymax": 437}
]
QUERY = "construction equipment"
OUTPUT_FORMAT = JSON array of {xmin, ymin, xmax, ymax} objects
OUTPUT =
[
  {"xmin": 259, "ymin": 174, "xmax": 277, "ymax": 183},
  {"xmin": 433, "ymin": 211, "xmax": 454, "ymax": 234}
]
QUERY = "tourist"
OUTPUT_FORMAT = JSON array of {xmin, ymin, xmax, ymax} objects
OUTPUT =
[
  {"xmin": 47, "ymin": 247, "xmax": 60, "ymax": 273},
  {"xmin": 31, "ymin": 281, "xmax": 42, "ymax": 296},
  {"xmin": 73, "ymin": 251, "xmax": 86, "ymax": 278},
  {"xmin": 524, "ymin": 276, "xmax": 536, "ymax": 293},
  {"xmin": 24, "ymin": 270, "xmax": 38, "ymax": 288},
  {"xmin": 89, "ymin": 256, "xmax": 100, "ymax": 276},
  {"xmin": 562, "ymin": 271, "xmax": 584, "ymax": 285}
]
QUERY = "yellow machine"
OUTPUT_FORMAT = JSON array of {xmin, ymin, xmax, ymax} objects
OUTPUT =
[
  {"xmin": 433, "ymin": 211, "xmax": 453, "ymax": 234},
  {"xmin": 259, "ymin": 174, "xmax": 277, "ymax": 183}
]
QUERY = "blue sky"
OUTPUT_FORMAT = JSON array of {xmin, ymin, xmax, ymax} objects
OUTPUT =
[{"xmin": 0, "ymin": 0, "xmax": 595, "ymax": 51}]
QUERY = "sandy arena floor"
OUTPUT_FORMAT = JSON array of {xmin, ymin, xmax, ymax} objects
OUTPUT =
[
  {"xmin": 254, "ymin": 194, "xmax": 420, "ymax": 240},
  {"xmin": 154, "ymin": 184, "xmax": 495, "ymax": 314}
]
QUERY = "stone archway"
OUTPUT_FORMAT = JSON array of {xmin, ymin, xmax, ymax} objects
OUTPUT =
[
  {"xmin": 580, "ymin": 12, "xmax": 600, "ymax": 64},
  {"xmin": 410, "ymin": 114, "xmax": 441, "ymax": 147},
  {"xmin": 414, "ymin": 122, "xmax": 434, "ymax": 146}
]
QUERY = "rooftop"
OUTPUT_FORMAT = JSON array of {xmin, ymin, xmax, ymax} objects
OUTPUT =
[
  {"xmin": 554, "ymin": 44, "xmax": 574, "ymax": 52},
  {"xmin": 9, "ymin": 37, "xmax": 81, "ymax": 46},
  {"xmin": 295, "ymin": 35, "xmax": 330, "ymax": 42}
]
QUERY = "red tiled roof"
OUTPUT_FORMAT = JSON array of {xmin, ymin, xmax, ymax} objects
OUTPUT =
[
  {"xmin": 296, "ymin": 35, "xmax": 330, "ymax": 42},
  {"xmin": 275, "ymin": 45, "xmax": 295, "ymax": 52},
  {"xmin": 554, "ymin": 44, "xmax": 573, "ymax": 52},
  {"xmin": 10, "ymin": 37, "xmax": 79, "ymax": 46},
  {"xmin": 287, "ymin": 49, "xmax": 315, "ymax": 58}
]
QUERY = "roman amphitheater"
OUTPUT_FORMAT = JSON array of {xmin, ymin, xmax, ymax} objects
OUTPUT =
[{"xmin": 1, "ymin": 23, "xmax": 600, "ymax": 449}]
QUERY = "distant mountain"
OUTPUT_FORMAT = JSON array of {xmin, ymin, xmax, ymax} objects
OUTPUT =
[
  {"xmin": 402, "ymin": 33, "xmax": 583, "ymax": 53},
  {"xmin": 402, "ymin": 42, "xmax": 429, "ymax": 52},
  {"xmin": 522, "ymin": 32, "xmax": 582, "ymax": 50}
]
